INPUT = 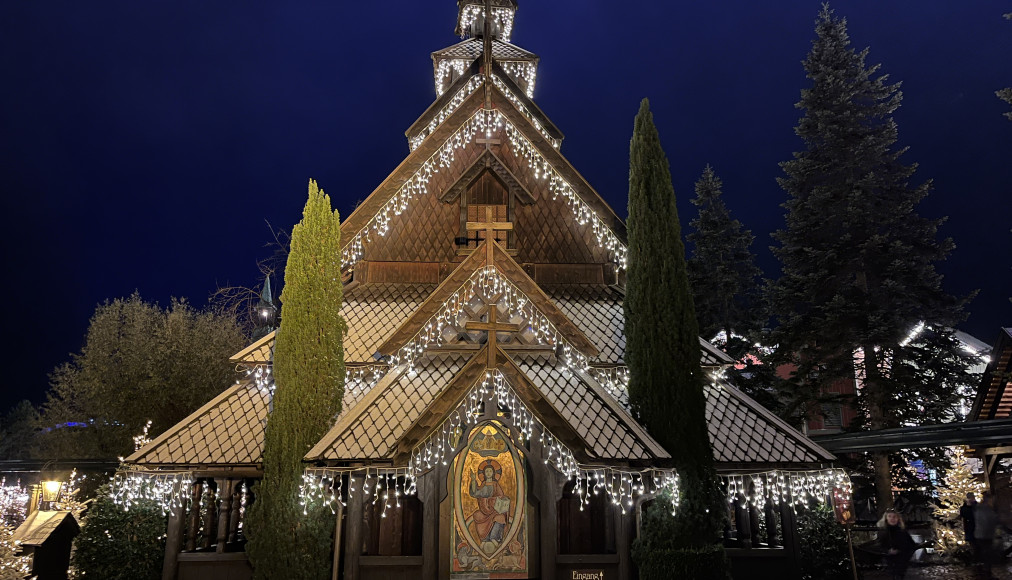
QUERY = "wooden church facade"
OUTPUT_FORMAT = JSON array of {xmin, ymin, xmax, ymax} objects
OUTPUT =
[{"xmin": 123, "ymin": 2, "xmax": 843, "ymax": 579}]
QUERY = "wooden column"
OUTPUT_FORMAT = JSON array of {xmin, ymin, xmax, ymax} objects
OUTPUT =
[
  {"xmin": 161, "ymin": 503, "xmax": 184, "ymax": 580},
  {"xmin": 331, "ymin": 501, "xmax": 344, "ymax": 580},
  {"xmin": 779, "ymin": 500, "xmax": 802, "ymax": 579},
  {"xmin": 185, "ymin": 482, "xmax": 201, "ymax": 552},
  {"xmin": 215, "ymin": 479, "xmax": 234, "ymax": 553},
  {"xmin": 200, "ymin": 481, "xmax": 217, "ymax": 550},
  {"xmin": 418, "ymin": 472, "xmax": 438, "ymax": 580},
  {"xmin": 617, "ymin": 504, "xmax": 636, "ymax": 580},
  {"xmin": 228, "ymin": 482, "xmax": 243, "ymax": 544},
  {"xmin": 734, "ymin": 494, "xmax": 752, "ymax": 549},
  {"xmin": 343, "ymin": 473, "xmax": 365, "ymax": 580}
]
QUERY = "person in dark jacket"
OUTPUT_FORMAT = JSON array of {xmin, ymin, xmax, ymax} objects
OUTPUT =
[
  {"xmin": 974, "ymin": 492, "xmax": 1000, "ymax": 579},
  {"xmin": 878, "ymin": 508, "xmax": 916, "ymax": 580},
  {"xmin": 960, "ymin": 492, "xmax": 978, "ymax": 554}
]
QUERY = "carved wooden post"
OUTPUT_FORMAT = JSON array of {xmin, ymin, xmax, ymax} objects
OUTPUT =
[
  {"xmin": 228, "ymin": 481, "xmax": 243, "ymax": 544},
  {"xmin": 734, "ymin": 494, "xmax": 752, "ymax": 549},
  {"xmin": 331, "ymin": 500, "xmax": 344, "ymax": 580},
  {"xmin": 215, "ymin": 479, "xmax": 234, "ymax": 553},
  {"xmin": 185, "ymin": 481, "xmax": 201, "ymax": 552},
  {"xmin": 764, "ymin": 496, "xmax": 781, "ymax": 548},
  {"xmin": 200, "ymin": 480, "xmax": 217, "ymax": 550},
  {"xmin": 161, "ymin": 502, "xmax": 184, "ymax": 580},
  {"xmin": 617, "ymin": 500, "xmax": 637, "ymax": 580}
]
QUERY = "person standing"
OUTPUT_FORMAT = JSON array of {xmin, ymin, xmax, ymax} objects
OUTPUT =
[
  {"xmin": 878, "ymin": 509, "xmax": 916, "ymax": 580},
  {"xmin": 973, "ymin": 492, "xmax": 1000, "ymax": 579},
  {"xmin": 961, "ymin": 493, "xmax": 978, "ymax": 556}
]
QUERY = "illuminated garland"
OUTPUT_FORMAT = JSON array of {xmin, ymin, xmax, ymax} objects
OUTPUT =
[
  {"xmin": 490, "ymin": 74, "xmax": 559, "ymax": 148},
  {"xmin": 412, "ymin": 75, "xmax": 484, "ymax": 151},
  {"xmin": 0, "ymin": 479, "xmax": 29, "ymax": 528},
  {"xmin": 589, "ymin": 366, "xmax": 630, "ymax": 408},
  {"xmin": 499, "ymin": 62, "xmax": 537, "ymax": 98},
  {"xmin": 343, "ymin": 109, "xmax": 626, "ymax": 273},
  {"xmin": 110, "ymin": 469, "xmax": 193, "ymax": 514},
  {"xmin": 391, "ymin": 266, "xmax": 590, "ymax": 374},
  {"xmin": 458, "ymin": 5, "xmax": 515, "ymax": 42},
  {"xmin": 435, "ymin": 59, "xmax": 470, "ymax": 96},
  {"xmin": 723, "ymin": 468, "xmax": 851, "ymax": 513}
]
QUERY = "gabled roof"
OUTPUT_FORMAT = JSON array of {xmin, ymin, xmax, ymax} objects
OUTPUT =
[
  {"xmin": 342, "ymin": 79, "xmax": 625, "ymax": 269},
  {"xmin": 433, "ymin": 38, "xmax": 536, "ymax": 62},
  {"xmin": 306, "ymin": 347, "xmax": 668, "ymax": 466},
  {"xmin": 376, "ymin": 240, "xmax": 600, "ymax": 357}
]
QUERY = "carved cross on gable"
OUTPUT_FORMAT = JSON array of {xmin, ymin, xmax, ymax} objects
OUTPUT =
[
  {"xmin": 464, "ymin": 302, "xmax": 519, "ymax": 369},
  {"xmin": 466, "ymin": 206, "xmax": 513, "ymax": 263}
]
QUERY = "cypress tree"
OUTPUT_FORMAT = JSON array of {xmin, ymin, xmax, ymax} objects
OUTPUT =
[
  {"xmin": 771, "ymin": 6, "xmax": 970, "ymax": 514},
  {"xmin": 246, "ymin": 180, "xmax": 346, "ymax": 580},
  {"xmin": 625, "ymin": 99, "xmax": 729, "ymax": 579},
  {"xmin": 687, "ymin": 165, "xmax": 762, "ymax": 342}
]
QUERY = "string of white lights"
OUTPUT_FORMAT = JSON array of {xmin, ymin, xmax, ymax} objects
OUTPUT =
[
  {"xmin": 435, "ymin": 59, "xmax": 471, "ymax": 97},
  {"xmin": 390, "ymin": 265, "xmax": 590, "ymax": 374},
  {"xmin": 110, "ymin": 469, "xmax": 193, "ymax": 514},
  {"xmin": 499, "ymin": 62, "xmax": 537, "ymax": 98},
  {"xmin": 343, "ymin": 109, "xmax": 626, "ymax": 273},
  {"xmin": 458, "ymin": 5, "xmax": 515, "ymax": 42},
  {"xmin": 723, "ymin": 468, "xmax": 851, "ymax": 513},
  {"xmin": 489, "ymin": 74, "xmax": 560, "ymax": 148},
  {"xmin": 412, "ymin": 75, "xmax": 484, "ymax": 151}
]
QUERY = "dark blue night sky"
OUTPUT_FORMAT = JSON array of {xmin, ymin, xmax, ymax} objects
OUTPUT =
[{"xmin": 2, "ymin": 1, "xmax": 1009, "ymax": 412}]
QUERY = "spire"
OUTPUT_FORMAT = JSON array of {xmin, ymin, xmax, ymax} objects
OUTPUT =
[{"xmin": 253, "ymin": 276, "xmax": 279, "ymax": 340}]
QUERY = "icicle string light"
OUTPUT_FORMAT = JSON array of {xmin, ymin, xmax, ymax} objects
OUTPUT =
[
  {"xmin": 435, "ymin": 59, "xmax": 471, "ymax": 97},
  {"xmin": 498, "ymin": 62, "xmax": 537, "ymax": 98},
  {"xmin": 110, "ymin": 469, "xmax": 193, "ymax": 514},
  {"xmin": 489, "ymin": 74, "xmax": 559, "ymax": 148},
  {"xmin": 413, "ymin": 75, "xmax": 484, "ymax": 150},
  {"xmin": 458, "ymin": 5, "xmax": 515, "ymax": 42},
  {"xmin": 390, "ymin": 266, "xmax": 590, "ymax": 374},
  {"xmin": 722, "ymin": 468, "xmax": 851, "ymax": 513},
  {"xmin": 342, "ymin": 109, "xmax": 625, "ymax": 272}
]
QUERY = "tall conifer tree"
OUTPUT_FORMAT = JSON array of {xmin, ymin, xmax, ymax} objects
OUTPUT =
[
  {"xmin": 687, "ymin": 165, "xmax": 762, "ymax": 342},
  {"xmin": 625, "ymin": 99, "xmax": 728, "ymax": 579},
  {"xmin": 247, "ymin": 180, "xmax": 346, "ymax": 580},
  {"xmin": 772, "ymin": 6, "xmax": 969, "ymax": 514},
  {"xmin": 999, "ymin": 13, "xmax": 1012, "ymax": 120}
]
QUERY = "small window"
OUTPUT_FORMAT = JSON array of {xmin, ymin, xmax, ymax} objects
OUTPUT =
[{"xmin": 821, "ymin": 404, "xmax": 843, "ymax": 428}]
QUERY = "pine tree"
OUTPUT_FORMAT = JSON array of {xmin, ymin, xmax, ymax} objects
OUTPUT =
[
  {"xmin": 246, "ymin": 180, "xmax": 346, "ymax": 580},
  {"xmin": 625, "ymin": 99, "xmax": 729, "ymax": 579},
  {"xmin": 932, "ymin": 447, "xmax": 985, "ymax": 557},
  {"xmin": 687, "ymin": 165, "xmax": 762, "ymax": 342},
  {"xmin": 771, "ymin": 6, "xmax": 971, "ymax": 515}
]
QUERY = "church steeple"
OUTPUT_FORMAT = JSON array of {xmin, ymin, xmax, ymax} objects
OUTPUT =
[{"xmin": 454, "ymin": 0, "xmax": 518, "ymax": 42}]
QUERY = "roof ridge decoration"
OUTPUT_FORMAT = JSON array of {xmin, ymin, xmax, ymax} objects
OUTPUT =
[
  {"xmin": 377, "ymin": 240, "xmax": 599, "ymax": 369},
  {"xmin": 341, "ymin": 85, "xmax": 626, "ymax": 274}
]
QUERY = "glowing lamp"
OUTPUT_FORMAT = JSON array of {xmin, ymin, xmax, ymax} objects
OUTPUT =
[{"xmin": 41, "ymin": 480, "xmax": 63, "ymax": 503}]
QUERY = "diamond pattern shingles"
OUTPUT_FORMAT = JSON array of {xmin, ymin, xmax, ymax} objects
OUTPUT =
[
  {"xmin": 703, "ymin": 381, "xmax": 824, "ymax": 464},
  {"xmin": 343, "ymin": 284, "xmax": 436, "ymax": 362},
  {"xmin": 516, "ymin": 357, "xmax": 649, "ymax": 460},
  {"xmin": 545, "ymin": 286, "xmax": 625, "ymax": 364},
  {"xmin": 138, "ymin": 382, "xmax": 270, "ymax": 466},
  {"xmin": 434, "ymin": 39, "xmax": 537, "ymax": 61},
  {"xmin": 324, "ymin": 355, "xmax": 468, "ymax": 460}
]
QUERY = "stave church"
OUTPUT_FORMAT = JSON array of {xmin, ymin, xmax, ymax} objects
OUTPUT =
[{"xmin": 123, "ymin": 2, "xmax": 843, "ymax": 579}]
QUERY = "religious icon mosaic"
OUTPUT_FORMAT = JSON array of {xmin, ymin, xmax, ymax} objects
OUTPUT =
[{"xmin": 451, "ymin": 421, "xmax": 528, "ymax": 578}]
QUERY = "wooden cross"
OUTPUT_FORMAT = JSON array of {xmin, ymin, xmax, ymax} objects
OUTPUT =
[
  {"xmin": 465, "ymin": 301, "xmax": 519, "ymax": 369},
  {"xmin": 466, "ymin": 206, "xmax": 512, "ymax": 263}
]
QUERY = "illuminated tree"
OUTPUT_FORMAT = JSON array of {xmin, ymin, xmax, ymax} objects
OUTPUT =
[{"xmin": 932, "ymin": 447, "xmax": 985, "ymax": 557}]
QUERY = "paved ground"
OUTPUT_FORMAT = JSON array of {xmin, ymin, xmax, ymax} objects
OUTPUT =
[{"xmin": 862, "ymin": 562, "xmax": 1012, "ymax": 579}]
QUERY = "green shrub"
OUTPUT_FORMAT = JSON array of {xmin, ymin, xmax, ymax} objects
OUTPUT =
[
  {"xmin": 632, "ymin": 494, "xmax": 731, "ymax": 580},
  {"xmin": 798, "ymin": 505, "xmax": 850, "ymax": 580},
  {"xmin": 71, "ymin": 484, "xmax": 166, "ymax": 580}
]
